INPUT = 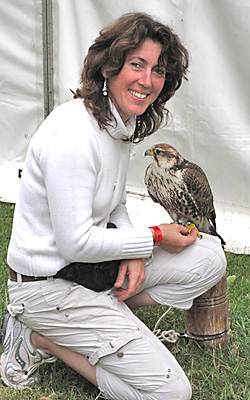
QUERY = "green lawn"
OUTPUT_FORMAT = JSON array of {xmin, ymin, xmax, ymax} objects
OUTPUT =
[{"xmin": 0, "ymin": 201, "xmax": 249, "ymax": 399}]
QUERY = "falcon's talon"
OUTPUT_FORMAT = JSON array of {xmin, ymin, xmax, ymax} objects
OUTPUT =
[{"xmin": 184, "ymin": 223, "xmax": 202, "ymax": 239}]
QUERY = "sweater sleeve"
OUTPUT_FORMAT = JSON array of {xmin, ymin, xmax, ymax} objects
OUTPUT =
[{"xmin": 39, "ymin": 123, "xmax": 153, "ymax": 264}]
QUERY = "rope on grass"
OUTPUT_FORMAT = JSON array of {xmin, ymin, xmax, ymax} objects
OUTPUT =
[
  {"xmin": 95, "ymin": 392, "xmax": 107, "ymax": 399},
  {"xmin": 153, "ymin": 307, "xmax": 180, "ymax": 343}
]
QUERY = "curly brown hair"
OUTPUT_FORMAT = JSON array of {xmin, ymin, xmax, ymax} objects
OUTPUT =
[{"xmin": 75, "ymin": 12, "xmax": 189, "ymax": 142}]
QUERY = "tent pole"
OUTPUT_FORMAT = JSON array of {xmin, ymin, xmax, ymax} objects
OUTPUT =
[{"xmin": 42, "ymin": 0, "xmax": 54, "ymax": 118}]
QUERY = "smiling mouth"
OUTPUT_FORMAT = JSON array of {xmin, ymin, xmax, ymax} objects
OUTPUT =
[{"xmin": 129, "ymin": 89, "xmax": 148, "ymax": 99}]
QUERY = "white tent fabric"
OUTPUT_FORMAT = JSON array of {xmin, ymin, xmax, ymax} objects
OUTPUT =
[
  {"xmin": 0, "ymin": 0, "xmax": 44, "ymax": 202},
  {"xmin": 0, "ymin": 0, "xmax": 250, "ymax": 253}
]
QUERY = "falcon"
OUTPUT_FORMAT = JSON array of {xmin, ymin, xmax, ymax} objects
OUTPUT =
[{"xmin": 144, "ymin": 143, "xmax": 225, "ymax": 245}]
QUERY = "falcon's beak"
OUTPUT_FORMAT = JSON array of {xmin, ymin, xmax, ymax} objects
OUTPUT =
[{"xmin": 145, "ymin": 148, "xmax": 153, "ymax": 157}]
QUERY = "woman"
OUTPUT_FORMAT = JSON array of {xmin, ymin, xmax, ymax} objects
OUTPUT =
[{"xmin": 0, "ymin": 12, "xmax": 226, "ymax": 400}]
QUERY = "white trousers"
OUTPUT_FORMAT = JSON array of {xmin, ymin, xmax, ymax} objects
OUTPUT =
[{"xmin": 7, "ymin": 234, "xmax": 226, "ymax": 400}]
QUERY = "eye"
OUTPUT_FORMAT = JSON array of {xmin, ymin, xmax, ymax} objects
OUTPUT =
[
  {"xmin": 130, "ymin": 62, "xmax": 142, "ymax": 69},
  {"xmin": 153, "ymin": 66, "xmax": 166, "ymax": 78},
  {"xmin": 154, "ymin": 149, "xmax": 162, "ymax": 155}
]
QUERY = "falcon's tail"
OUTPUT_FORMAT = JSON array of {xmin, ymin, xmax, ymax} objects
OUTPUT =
[
  {"xmin": 209, "ymin": 226, "xmax": 226, "ymax": 247},
  {"xmin": 209, "ymin": 211, "xmax": 225, "ymax": 247}
]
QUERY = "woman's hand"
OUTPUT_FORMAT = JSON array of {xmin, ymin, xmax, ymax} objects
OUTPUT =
[
  {"xmin": 113, "ymin": 258, "xmax": 146, "ymax": 302},
  {"xmin": 157, "ymin": 223, "xmax": 197, "ymax": 253}
]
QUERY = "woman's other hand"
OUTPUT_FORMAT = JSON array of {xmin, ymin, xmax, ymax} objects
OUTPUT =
[{"xmin": 113, "ymin": 258, "xmax": 146, "ymax": 302}]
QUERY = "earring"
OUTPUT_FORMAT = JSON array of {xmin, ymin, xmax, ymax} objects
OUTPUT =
[{"xmin": 102, "ymin": 78, "xmax": 108, "ymax": 96}]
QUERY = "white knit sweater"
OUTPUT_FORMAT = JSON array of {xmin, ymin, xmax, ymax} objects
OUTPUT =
[{"xmin": 7, "ymin": 99, "xmax": 153, "ymax": 277}]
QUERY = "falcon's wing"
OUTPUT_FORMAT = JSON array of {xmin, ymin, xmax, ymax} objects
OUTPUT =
[
  {"xmin": 182, "ymin": 161, "xmax": 226, "ymax": 245},
  {"xmin": 182, "ymin": 161, "xmax": 215, "ymax": 222}
]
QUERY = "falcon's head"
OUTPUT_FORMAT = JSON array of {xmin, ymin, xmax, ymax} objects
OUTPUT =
[{"xmin": 145, "ymin": 143, "xmax": 184, "ymax": 170}]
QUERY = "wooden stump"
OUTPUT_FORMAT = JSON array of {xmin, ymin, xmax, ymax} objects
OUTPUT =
[{"xmin": 184, "ymin": 272, "xmax": 230, "ymax": 349}]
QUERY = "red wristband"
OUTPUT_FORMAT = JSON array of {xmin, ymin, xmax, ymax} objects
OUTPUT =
[{"xmin": 149, "ymin": 226, "xmax": 162, "ymax": 247}]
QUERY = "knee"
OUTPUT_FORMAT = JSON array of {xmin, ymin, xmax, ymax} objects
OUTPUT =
[
  {"xmin": 153, "ymin": 376, "xmax": 192, "ymax": 400},
  {"xmin": 211, "ymin": 250, "xmax": 227, "ymax": 285},
  {"xmin": 201, "ymin": 236, "xmax": 227, "ymax": 288},
  {"xmin": 198, "ymin": 234, "xmax": 227, "ymax": 282},
  {"xmin": 177, "ymin": 378, "xmax": 192, "ymax": 400}
]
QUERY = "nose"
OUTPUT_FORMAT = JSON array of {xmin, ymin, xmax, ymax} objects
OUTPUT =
[{"xmin": 138, "ymin": 68, "xmax": 152, "ymax": 87}]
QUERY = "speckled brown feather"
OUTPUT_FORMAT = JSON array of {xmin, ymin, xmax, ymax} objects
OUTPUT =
[{"xmin": 144, "ymin": 143, "xmax": 225, "ymax": 245}]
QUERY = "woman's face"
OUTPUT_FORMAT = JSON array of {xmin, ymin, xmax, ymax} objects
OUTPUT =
[{"xmin": 104, "ymin": 39, "xmax": 166, "ymax": 122}]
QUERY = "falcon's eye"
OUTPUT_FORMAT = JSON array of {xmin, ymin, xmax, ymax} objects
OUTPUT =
[{"xmin": 154, "ymin": 149, "xmax": 162, "ymax": 155}]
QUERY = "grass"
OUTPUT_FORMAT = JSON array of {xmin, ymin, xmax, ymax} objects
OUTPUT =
[{"xmin": 0, "ymin": 201, "xmax": 249, "ymax": 399}]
